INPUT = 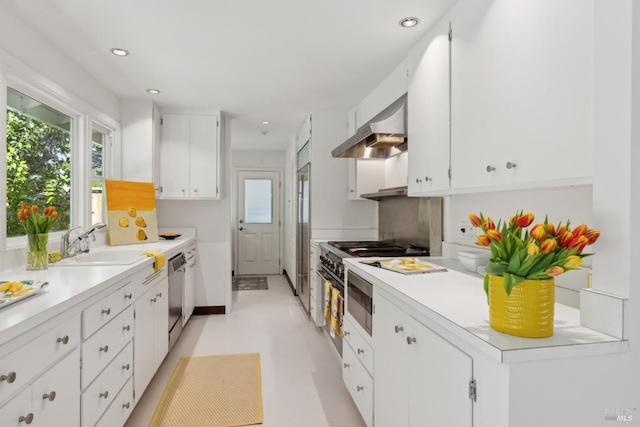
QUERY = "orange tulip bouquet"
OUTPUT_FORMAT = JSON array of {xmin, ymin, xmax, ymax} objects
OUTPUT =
[
  {"xmin": 17, "ymin": 202, "xmax": 59, "ymax": 270},
  {"xmin": 469, "ymin": 211, "xmax": 600, "ymax": 296}
]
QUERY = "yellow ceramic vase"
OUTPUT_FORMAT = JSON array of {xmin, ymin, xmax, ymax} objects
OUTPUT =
[{"xmin": 488, "ymin": 275, "xmax": 555, "ymax": 338}]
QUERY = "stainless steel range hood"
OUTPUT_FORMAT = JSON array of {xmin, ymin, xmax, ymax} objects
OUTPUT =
[
  {"xmin": 332, "ymin": 93, "xmax": 407, "ymax": 159},
  {"xmin": 359, "ymin": 186, "xmax": 408, "ymax": 201}
]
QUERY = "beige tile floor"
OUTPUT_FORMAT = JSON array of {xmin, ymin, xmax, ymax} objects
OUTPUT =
[{"xmin": 124, "ymin": 274, "xmax": 366, "ymax": 427}]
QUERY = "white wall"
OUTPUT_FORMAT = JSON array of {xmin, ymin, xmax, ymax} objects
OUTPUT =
[
  {"xmin": 284, "ymin": 136, "xmax": 298, "ymax": 285},
  {"xmin": 0, "ymin": 8, "xmax": 119, "ymax": 121}
]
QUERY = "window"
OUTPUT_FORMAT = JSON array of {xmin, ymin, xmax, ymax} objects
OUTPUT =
[
  {"xmin": 6, "ymin": 87, "xmax": 72, "ymax": 237},
  {"xmin": 91, "ymin": 124, "xmax": 111, "ymax": 225},
  {"xmin": 244, "ymin": 179, "xmax": 273, "ymax": 224}
]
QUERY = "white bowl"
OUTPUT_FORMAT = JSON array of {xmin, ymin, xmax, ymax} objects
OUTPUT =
[{"xmin": 458, "ymin": 251, "xmax": 490, "ymax": 273}]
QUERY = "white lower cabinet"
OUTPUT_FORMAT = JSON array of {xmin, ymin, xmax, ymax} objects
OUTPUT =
[
  {"xmin": 374, "ymin": 292, "xmax": 473, "ymax": 427},
  {"xmin": 82, "ymin": 342, "xmax": 133, "ymax": 427},
  {"xmin": 95, "ymin": 377, "xmax": 134, "ymax": 427},
  {"xmin": 183, "ymin": 244, "xmax": 196, "ymax": 326},
  {"xmin": 134, "ymin": 277, "xmax": 169, "ymax": 399},
  {"xmin": 0, "ymin": 347, "xmax": 80, "ymax": 427},
  {"xmin": 342, "ymin": 315, "xmax": 373, "ymax": 427}
]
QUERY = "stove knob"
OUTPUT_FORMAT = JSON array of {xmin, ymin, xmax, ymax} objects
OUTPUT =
[{"xmin": 340, "ymin": 270, "xmax": 345, "ymax": 280}]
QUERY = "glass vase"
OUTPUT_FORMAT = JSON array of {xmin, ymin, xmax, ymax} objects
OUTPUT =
[{"xmin": 27, "ymin": 233, "xmax": 49, "ymax": 270}]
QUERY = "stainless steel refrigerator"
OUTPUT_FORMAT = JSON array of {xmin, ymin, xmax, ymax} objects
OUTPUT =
[{"xmin": 296, "ymin": 163, "xmax": 310, "ymax": 313}]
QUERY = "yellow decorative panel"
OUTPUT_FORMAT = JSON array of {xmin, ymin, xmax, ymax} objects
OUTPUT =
[{"xmin": 105, "ymin": 180, "xmax": 159, "ymax": 246}]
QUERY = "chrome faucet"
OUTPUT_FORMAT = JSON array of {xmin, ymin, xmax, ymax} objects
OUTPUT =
[{"xmin": 60, "ymin": 222, "xmax": 107, "ymax": 258}]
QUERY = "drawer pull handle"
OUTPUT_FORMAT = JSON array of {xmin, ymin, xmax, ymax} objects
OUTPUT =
[
  {"xmin": 394, "ymin": 325, "xmax": 403, "ymax": 333},
  {"xmin": 57, "ymin": 335, "xmax": 69, "ymax": 344},
  {"xmin": 486, "ymin": 165, "xmax": 496, "ymax": 172},
  {"xmin": 123, "ymin": 402, "xmax": 131, "ymax": 409},
  {"xmin": 99, "ymin": 345, "xmax": 109, "ymax": 353},
  {"xmin": 124, "ymin": 293, "xmax": 132, "ymax": 299},
  {"xmin": 151, "ymin": 297, "xmax": 157, "ymax": 303},
  {"xmin": 343, "ymin": 331, "xmax": 350, "ymax": 336},
  {"xmin": 506, "ymin": 161, "xmax": 517, "ymax": 169},
  {"xmin": 122, "ymin": 363, "xmax": 130, "ymax": 371},
  {"xmin": 123, "ymin": 325, "xmax": 131, "ymax": 332},
  {"xmin": 357, "ymin": 386, "xmax": 364, "ymax": 392},
  {"xmin": 407, "ymin": 336, "xmax": 417, "ymax": 345},
  {"xmin": 0, "ymin": 372, "xmax": 16, "ymax": 383},
  {"xmin": 343, "ymin": 363, "xmax": 350, "ymax": 368},
  {"xmin": 102, "ymin": 308, "xmax": 111, "ymax": 315},
  {"xmin": 42, "ymin": 391, "xmax": 56, "ymax": 401},
  {"xmin": 157, "ymin": 292, "xmax": 162, "ymax": 298},
  {"xmin": 18, "ymin": 413, "xmax": 34, "ymax": 424},
  {"xmin": 100, "ymin": 391, "xmax": 109, "ymax": 399},
  {"xmin": 357, "ymin": 348, "xmax": 364, "ymax": 355}
]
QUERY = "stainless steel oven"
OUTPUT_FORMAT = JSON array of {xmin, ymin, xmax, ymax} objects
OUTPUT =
[{"xmin": 346, "ymin": 272, "xmax": 373, "ymax": 336}]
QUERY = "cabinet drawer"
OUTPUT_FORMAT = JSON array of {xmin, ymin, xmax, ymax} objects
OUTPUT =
[
  {"xmin": 343, "ymin": 316, "xmax": 374, "ymax": 376},
  {"xmin": 185, "ymin": 244, "xmax": 196, "ymax": 259},
  {"xmin": 0, "ymin": 313, "xmax": 80, "ymax": 404},
  {"xmin": 82, "ymin": 341, "xmax": 133, "ymax": 427},
  {"xmin": 95, "ymin": 376, "xmax": 134, "ymax": 427},
  {"xmin": 129, "ymin": 265, "xmax": 166, "ymax": 303},
  {"xmin": 342, "ymin": 344, "xmax": 373, "ymax": 427},
  {"xmin": 32, "ymin": 348, "xmax": 80, "ymax": 427},
  {"xmin": 82, "ymin": 306, "xmax": 134, "ymax": 389},
  {"xmin": 83, "ymin": 280, "xmax": 133, "ymax": 339},
  {"xmin": 0, "ymin": 384, "xmax": 32, "ymax": 427}
]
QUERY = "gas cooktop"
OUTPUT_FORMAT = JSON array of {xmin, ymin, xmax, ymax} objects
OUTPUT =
[{"xmin": 326, "ymin": 241, "xmax": 429, "ymax": 258}]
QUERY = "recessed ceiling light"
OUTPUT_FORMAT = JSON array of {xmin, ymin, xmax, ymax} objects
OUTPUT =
[
  {"xmin": 146, "ymin": 89, "xmax": 161, "ymax": 94},
  {"xmin": 399, "ymin": 17, "xmax": 419, "ymax": 28},
  {"xmin": 261, "ymin": 121, "xmax": 271, "ymax": 125},
  {"xmin": 110, "ymin": 48, "xmax": 130, "ymax": 57}
]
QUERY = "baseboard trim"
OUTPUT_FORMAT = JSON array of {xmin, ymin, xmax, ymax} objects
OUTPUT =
[
  {"xmin": 283, "ymin": 269, "xmax": 296, "ymax": 295},
  {"xmin": 193, "ymin": 306, "xmax": 226, "ymax": 315}
]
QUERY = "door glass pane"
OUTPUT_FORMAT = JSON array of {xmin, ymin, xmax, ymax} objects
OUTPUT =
[{"xmin": 244, "ymin": 179, "xmax": 272, "ymax": 224}]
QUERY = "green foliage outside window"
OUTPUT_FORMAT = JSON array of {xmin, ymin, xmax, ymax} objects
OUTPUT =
[{"xmin": 6, "ymin": 109, "xmax": 71, "ymax": 237}]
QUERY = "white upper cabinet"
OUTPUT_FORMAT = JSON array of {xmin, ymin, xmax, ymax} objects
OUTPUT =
[
  {"xmin": 120, "ymin": 100, "xmax": 162, "ymax": 197},
  {"xmin": 407, "ymin": 18, "xmax": 451, "ymax": 196},
  {"xmin": 297, "ymin": 115, "xmax": 311, "ymax": 150},
  {"xmin": 160, "ymin": 113, "xmax": 220, "ymax": 199},
  {"xmin": 450, "ymin": 0, "xmax": 594, "ymax": 192}
]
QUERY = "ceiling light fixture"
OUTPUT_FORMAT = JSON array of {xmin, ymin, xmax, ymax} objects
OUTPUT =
[
  {"xmin": 399, "ymin": 17, "xmax": 419, "ymax": 28},
  {"xmin": 261, "ymin": 121, "xmax": 271, "ymax": 125},
  {"xmin": 146, "ymin": 89, "xmax": 161, "ymax": 94},
  {"xmin": 110, "ymin": 48, "xmax": 130, "ymax": 57}
]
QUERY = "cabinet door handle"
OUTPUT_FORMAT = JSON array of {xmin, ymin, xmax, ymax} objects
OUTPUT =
[
  {"xmin": 42, "ymin": 391, "xmax": 56, "ymax": 401},
  {"xmin": 0, "ymin": 372, "xmax": 16, "ymax": 383},
  {"xmin": 407, "ymin": 336, "xmax": 417, "ymax": 345},
  {"xmin": 151, "ymin": 297, "xmax": 157, "ymax": 303},
  {"xmin": 357, "ymin": 385, "xmax": 364, "ymax": 392},
  {"xmin": 99, "ymin": 391, "xmax": 109, "ymax": 399},
  {"xmin": 415, "ymin": 178, "xmax": 422, "ymax": 183},
  {"xmin": 56, "ymin": 335, "xmax": 69, "ymax": 344},
  {"xmin": 486, "ymin": 165, "xmax": 495, "ymax": 172},
  {"xmin": 99, "ymin": 345, "xmax": 109, "ymax": 353},
  {"xmin": 122, "ymin": 364, "xmax": 130, "ymax": 371},
  {"xmin": 394, "ymin": 325, "xmax": 403, "ymax": 333},
  {"xmin": 424, "ymin": 176, "xmax": 431, "ymax": 182},
  {"xmin": 18, "ymin": 413, "xmax": 34, "ymax": 424},
  {"xmin": 343, "ymin": 330, "xmax": 350, "ymax": 337},
  {"xmin": 123, "ymin": 402, "xmax": 131, "ymax": 409},
  {"xmin": 156, "ymin": 292, "xmax": 162, "ymax": 298},
  {"xmin": 123, "ymin": 325, "xmax": 131, "ymax": 332},
  {"xmin": 506, "ymin": 161, "xmax": 517, "ymax": 169},
  {"xmin": 124, "ymin": 293, "xmax": 132, "ymax": 299},
  {"xmin": 101, "ymin": 308, "xmax": 111, "ymax": 315},
  {"xmin": 357, "ymin": 348, "xmax": 364, "ymax": 355},
  {"xmin": 343, "ymin": 363, "xmax": 350, "ymax": 368}
]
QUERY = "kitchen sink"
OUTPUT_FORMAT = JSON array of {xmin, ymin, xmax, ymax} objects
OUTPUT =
[{"xmin": 50, "ymin": 249, "xmax": 157, "ymax": 266}]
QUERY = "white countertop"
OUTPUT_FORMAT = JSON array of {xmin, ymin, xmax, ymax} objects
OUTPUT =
[
  {"xmin": 0, "ymin": 234, "xmax": 195, "ymax": 345},
  {"xmin": 344, "ymin": 256, "xmax": 628, "ymax": 363}
]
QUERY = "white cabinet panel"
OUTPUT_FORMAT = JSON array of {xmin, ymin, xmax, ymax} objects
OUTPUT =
[
  {"xmin": 160, "ymin": 114, "xmax": 191, "ymax": 198},
  {"xmin": 347, "ymin": 159, "xmax": 385, "ymax": 200},
  {"xmin": 407, "ymin": 18, "xmax": 451, "ymax": 196},
  {"xmin": 0, "ymin": 386, "xmax": 33, "ymax": 427},
  {"xmin": 189, "ymin": 115, "xmax": 218, "ymax": 198},
  {"xmin": 450, "ymin": 0, "xmax": 593, "ymax": 192}
]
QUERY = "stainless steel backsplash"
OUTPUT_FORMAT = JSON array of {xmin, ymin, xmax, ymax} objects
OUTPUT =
[{"xmin": 378, "ymin": 197, "xmax": 443, "ymax": 256}]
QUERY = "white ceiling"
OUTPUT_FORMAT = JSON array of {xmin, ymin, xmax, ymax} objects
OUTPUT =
[{"xmin": 3, "ymin": 0, "xmax": 457, "ymax": 150}]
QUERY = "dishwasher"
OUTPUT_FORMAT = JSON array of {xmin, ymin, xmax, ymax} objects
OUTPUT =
[{"xmin": 168, "ymin": 253, "xmax": 187, "ymax": 351}]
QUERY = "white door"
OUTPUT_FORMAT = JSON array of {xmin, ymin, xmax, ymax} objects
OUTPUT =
[{"xmin": 237, "ymin": 170, "xmax": 281, "ymax": 275}]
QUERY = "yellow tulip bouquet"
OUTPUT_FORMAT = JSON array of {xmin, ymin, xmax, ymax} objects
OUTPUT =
[{"xmin": 469, "ymin": 211, "xmax": 600, "ymax": 296}]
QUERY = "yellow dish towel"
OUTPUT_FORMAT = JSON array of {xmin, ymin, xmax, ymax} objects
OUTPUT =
[
  {"xmin": 330, "ymin": 287, "xmax": 340, "ymax": 339},
  {"xmin": 143, "ymin": 251, "xmax": 166, "ymax": 272},
  {"xmin": 324, "ymin": 281, "xmax": 332, "ymax": 326}
]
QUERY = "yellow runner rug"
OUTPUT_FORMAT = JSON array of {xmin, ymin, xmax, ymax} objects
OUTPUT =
[{"xmin": 149, "ymin": 353, "xmax": 263, "ymax": 427}]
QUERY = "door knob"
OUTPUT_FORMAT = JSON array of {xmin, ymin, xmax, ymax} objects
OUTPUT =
[{"xmin": 239, "ymin": 227, "xmax": 244, "ymax": 231}]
